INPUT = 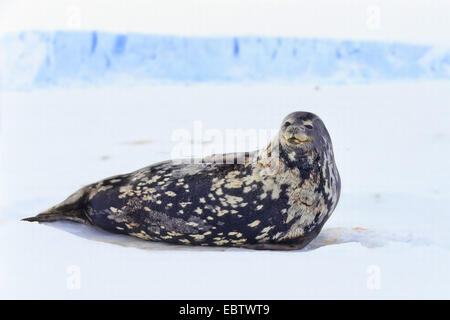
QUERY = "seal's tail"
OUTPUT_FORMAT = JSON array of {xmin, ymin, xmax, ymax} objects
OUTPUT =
[{"xmin": 22, "ymin": 187, "xmax": 91, "ymax": 224}]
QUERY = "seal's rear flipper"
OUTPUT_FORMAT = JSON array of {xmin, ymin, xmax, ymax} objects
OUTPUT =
[
  {"xmin": 22, "ymin": 209, "xmax": 90, "ymax": 224},
  {"xmin": 22, "ymin": 187, "xmax": 92, "ymax": 224}
]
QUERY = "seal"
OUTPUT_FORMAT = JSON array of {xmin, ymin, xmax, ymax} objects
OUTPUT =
[{"xmin": 24, "ymin": 111, "xmax": 341, "ymax": 250}]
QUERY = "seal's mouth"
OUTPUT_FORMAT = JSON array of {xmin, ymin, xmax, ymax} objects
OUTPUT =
[{"xmin": 282, "ymin": 134, "xmax": 311, "ymax": 145}]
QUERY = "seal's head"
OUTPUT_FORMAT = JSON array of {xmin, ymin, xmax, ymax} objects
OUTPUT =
[{"xmin": 279, "ymin": 111, "xmax": 332, "ymax": 162}]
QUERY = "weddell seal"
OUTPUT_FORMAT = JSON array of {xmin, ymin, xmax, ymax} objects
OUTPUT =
[{"xmin": 24, "ymin": 111, "xmax": 341, "ymax": 250}]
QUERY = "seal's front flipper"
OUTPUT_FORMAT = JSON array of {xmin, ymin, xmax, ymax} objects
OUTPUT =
[
  {"xmin": 243, "ymin": 243, "xmax": 307, "ymax": 251},
  {"xmin": 22, "ymin": 187, "xmax": 92, "ymax": 224}
]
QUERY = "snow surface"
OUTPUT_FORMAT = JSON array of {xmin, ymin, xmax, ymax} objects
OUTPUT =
[{"xmin": 1, "ymin": 82, "xmax": 449, "ymax": 299}]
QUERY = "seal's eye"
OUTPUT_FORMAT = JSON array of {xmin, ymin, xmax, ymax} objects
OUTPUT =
[
  {"xmin": 305, "ymin": 124, "xmax": 313, "ymax": 130},
  {"xmin": 284, "ymin": 121, "xmax": 291, "ymax": 128}
]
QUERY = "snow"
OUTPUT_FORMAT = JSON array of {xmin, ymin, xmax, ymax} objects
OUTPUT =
[{"xmin": 1, "ymin": 83, "xmax": 449, "ymax": 299}]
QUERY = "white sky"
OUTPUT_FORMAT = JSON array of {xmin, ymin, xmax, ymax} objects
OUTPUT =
[{"xmin": 1, "ymin": 0, "xmax": 450, "ymax": 45}]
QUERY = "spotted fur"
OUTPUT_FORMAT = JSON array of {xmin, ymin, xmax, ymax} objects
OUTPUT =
[{"xmin": 24, "ymin": 112, "xmax": 341, "ymax": 250}]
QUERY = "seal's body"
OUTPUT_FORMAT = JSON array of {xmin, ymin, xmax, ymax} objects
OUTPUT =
[{"xmin": 24, "ymin": 112, "xmax": 340, "ymax": 250}]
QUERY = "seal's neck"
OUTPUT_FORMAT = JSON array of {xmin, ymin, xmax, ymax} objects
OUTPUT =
[
  {"xmin": 257, "ymin": 135, "xmax": 322, "ymax": 179},
  {"xmin": 281, "ymin": 146, "xmax": 320, "ymax": 177}
]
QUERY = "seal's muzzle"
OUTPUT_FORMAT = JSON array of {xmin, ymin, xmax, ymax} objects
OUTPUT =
[{"xmin": 282, "ymin": 125, "xmax": 311, "ymax": 145}]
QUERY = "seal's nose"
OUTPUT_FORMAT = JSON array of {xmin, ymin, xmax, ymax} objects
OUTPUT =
[
  {"xmin": 285, "ymin": 125, "xmax": 304, "ymax": 137},
  {"xmin": 285, "ymin": 125, "xmax": 307, "ymax": 138}
]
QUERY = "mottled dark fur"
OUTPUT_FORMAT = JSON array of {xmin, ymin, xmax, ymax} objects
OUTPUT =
[{"xmin": 24, "ymin": 112, "xmax": 341, "ymax": 250}]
